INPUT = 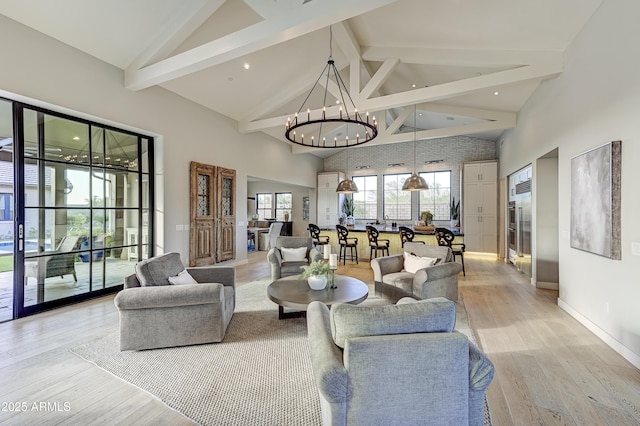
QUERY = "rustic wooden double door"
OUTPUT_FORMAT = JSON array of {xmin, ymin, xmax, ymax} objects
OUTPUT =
[{"xmin": 189, "ymin": 162, "xmax": 236, "ymax": 266}]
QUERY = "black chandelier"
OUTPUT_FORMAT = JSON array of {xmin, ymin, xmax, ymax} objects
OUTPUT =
[{"xmin": 285, "ymin": 27, "xmax": 378, "ymax": 148}]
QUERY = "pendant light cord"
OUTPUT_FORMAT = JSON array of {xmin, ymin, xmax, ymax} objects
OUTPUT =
[{"xmin": 414, "ymin": 105, "xmax": 417, "ymax": 171}]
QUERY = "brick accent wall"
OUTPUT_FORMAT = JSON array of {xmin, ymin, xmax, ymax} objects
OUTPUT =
[{"xmin": 323, "ymin": 136, "xmax": 497, "ymax": 223}]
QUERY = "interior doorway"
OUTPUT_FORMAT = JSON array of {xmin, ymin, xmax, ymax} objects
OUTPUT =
[{"xmin": 535, "ymin": 148, "xmax": 559, "ymax": 289}]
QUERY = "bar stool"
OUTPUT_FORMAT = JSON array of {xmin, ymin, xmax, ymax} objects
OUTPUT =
[
  {"xmin": 399, "ymin": 226, "xmax": 425, "ymax": 248},
  {"xmin": 366, "ymin": 225, "xmax": 390, "ymax": 259},
  {"xmin": 336, "ymin": 224, "xmax": 358, "ymax": 265},
  {"xmin": 435, "ymin": 227, "xmax": 466, "ymax": 276},
  {"xmin": 308, "ymin": 223, "xmax": 329, "ymax": 247}
]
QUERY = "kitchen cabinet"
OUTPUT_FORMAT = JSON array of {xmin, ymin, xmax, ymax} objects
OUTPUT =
[
  {"xmin": 463, "ymin": 161, "xmax": 498, "ymax": 253},
  {"xmin": 317, "ymin": 172, "xmax": 345, "ymax": 227}
]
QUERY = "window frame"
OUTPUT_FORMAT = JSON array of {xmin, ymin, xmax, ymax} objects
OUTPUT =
[
  {"xmin": 418, "ymin": 170, "xmax": 452, "ymax": 221},
  {"xmin": 352, "ymin": 175, "xmax": 377, "ymax": 220},
  {"xmin": 256, "ymin": 192, "xmax": 273, "ymax": 220},
  {"xmin": 275, "ymin": 192, "xmax": 292, "ymax": 221},
  {"xmin": 383, "ymin": 173, "xmax": 412, "ymax": 221}
]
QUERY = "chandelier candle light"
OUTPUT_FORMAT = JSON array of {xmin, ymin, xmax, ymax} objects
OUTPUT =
[{"xmin": 284, "ymin": 26, "xmax": 378, "ymax": 148}]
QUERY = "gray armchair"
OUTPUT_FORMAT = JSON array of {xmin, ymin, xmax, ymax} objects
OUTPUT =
[
  {"xmin": 114, "ymin": 252, "xmax": 235, "ymax": 351},
  {"xmin": 370, "ymin": 242, "xmax": 462, "ymax": 302},
  {"xmin": 306, "ymin": 297, "xmax": 495, "ymax": 426},
  {"xmin": 267, "ymin": 236, "xmax": 322, "ymax": 281}
]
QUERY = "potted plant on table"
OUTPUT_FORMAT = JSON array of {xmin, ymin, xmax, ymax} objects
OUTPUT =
[
  {"xmin": 342, "ymin": 196, "xmax": 355, "ymax": 226},
  {"xmin": 300, "ymin": 260, "xmax": 332, "ymax": 290},
  {"xmin": 420, "ymin": 210, "xmax": 434, "ymax": 226}
]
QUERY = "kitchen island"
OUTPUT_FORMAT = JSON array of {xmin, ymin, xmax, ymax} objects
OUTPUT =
[{"xmin": 318, "ymin": 225, "xmax": 463, "ymax": 260}]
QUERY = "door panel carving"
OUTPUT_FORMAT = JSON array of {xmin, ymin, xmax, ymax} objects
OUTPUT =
[
  {"xmin": 189, "ymin": 162, "xmax": 236, "ymax": 266},
  {"xmin": 217, "ymin": 167, "xmax": 236, "ymax": 262},
  {"xmin": 190, "ymin": 162, "xmax": 216, "ymax": 266}
]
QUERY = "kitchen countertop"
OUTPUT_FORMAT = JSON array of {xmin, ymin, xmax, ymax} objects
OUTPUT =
[{"xmin": 319, "ymin": 224, "xmax": 463, "ymax": 235}]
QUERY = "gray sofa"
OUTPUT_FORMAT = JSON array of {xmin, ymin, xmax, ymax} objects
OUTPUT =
[
  {"xmin": 114, "ymin": 252, "xmax": 236, "ymax": 351},
  {"xmin": 370, "ymin": 242, "xmax": 462, "ymax": 302},
  {"xmin": 306, "ymin": 297, "xmax": 495, "ymax": 426},
  {"xmin": 267, "ymin": 236, "xmax": 322, "ymax": 281}
]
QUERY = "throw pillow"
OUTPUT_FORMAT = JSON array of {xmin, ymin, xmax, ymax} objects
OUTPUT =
[
  {"xmin": 403, "ymin": 251, "xmax": 438, "ymax": 274},
  {"xmin": 168, "ymin": 269, "xmax": 198, "ymax": 285},
  {"xmin": 135, "ymin": 252, "xmax": 185, "ymax": 286},
  {"xmin": 281, "ymin": 247, "xmax": 307, "ymax": 262},
  {"xmin": 330, "ymin": 297, "xmax": 456, "ymax": 349}
]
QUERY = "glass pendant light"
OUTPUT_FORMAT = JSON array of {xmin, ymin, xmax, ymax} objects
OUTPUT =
[{"xmin": 402, "ymin": 105, "xmax": 429, "ymax": 191}]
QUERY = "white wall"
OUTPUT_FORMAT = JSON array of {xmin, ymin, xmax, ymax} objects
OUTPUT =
[
  {"xmin": 498, "ymin": 0, "xmax": 640, "ymax": 366},
  {"xmin": 0, "ymin": 14, "xmax": 323, "ymax": 265}
]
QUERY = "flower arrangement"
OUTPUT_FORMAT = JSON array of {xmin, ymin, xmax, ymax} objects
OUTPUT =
[{"xmin": 300, "ymin": 260, "xmax": 331, "ymax": 279}]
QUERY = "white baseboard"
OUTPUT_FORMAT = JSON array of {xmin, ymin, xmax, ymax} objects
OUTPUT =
[
  {"xmin": 558, "ymin": 298, "xmax": 640, "ymax": 369},
  {"xmin": 536, "ymin": 281, "xmax": 559, "ymax": 290}
]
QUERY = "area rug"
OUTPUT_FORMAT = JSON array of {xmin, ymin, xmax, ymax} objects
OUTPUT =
[{"xmin": 71, "ymin": 279, "xmax": 491, "ymax": 426}]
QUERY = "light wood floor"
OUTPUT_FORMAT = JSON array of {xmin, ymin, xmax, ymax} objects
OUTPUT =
[{"xmin": 0, "ymin": 251, "xmax": 638, "ymax": 425}]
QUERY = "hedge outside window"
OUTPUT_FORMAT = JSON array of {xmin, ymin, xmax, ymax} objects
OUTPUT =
[
  {"xmin": 418, "ymin": 171, "xmax": 452, "ymax": 220},
  {"xmin": 352, "ymin": 175, "xmax": 377, "ymax": 220},
  {"xmin": 383, "ymin": 173, "xmax": 411, "ymax": 220}
]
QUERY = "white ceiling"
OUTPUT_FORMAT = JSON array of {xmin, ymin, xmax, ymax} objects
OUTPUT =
[{"xmin": 0, "ymin": 0, "xmax": 603, "ymax": 157}]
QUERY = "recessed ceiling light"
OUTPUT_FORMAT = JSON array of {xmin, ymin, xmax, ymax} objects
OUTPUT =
[
  {"xmin": 243, "ymin": 63, "xmax": 250, "ymax": 70},
  {"xmin": 72, "ymin": 136, "xmax": 80, "ymax": 140},
  {"xmin": 412, "ymin": 84, "xmax": 416, "ymax": 88},
  {"xmin": 494, "ymin": 91, "xmax": 500, "ymax": 96}
]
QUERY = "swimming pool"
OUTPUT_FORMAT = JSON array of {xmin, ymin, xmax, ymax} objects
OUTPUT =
[{"xmin": 0, "ymin": 241, "xmax": 51, "ymax": 252}]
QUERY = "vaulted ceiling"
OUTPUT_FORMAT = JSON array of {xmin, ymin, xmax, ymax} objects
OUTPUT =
[{"xmin": 0, "ymin": 0, "xmax": 603, "ymax": 157}]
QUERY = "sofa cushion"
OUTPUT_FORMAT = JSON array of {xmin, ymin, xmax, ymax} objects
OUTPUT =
[
  {"xmin": 330, "ymin": 297, "xmax": 456, "ymax": 348},
  {"xmin": 281, "ymin": 261, "xmax": 308, "ymax": 276},
  {"xmin": 381, "ymin": 272, "xmax": 414, "ymax": 294},
  {"xmin": 403, "ymin": 242, "xmax": 452, "ymax": 263},
  {"xmin": 404, "ymin": 252, "xmax": 438, "ymax": 273},
  {"xmin": 135, "ymin": 252, "xmax": 185, "ymax": 286},
  {"xmin": 168, "ymin": 269, "xmax": 198, "ymax": 285},
  {"xmin": 281, "ymin": 247, "xmax": 307, "ymax": 262}
]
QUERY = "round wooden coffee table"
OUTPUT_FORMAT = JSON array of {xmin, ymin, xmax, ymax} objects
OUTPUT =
[{"xmin": 267, "ymin": 275, "xmax": 369, "ymax": 319}]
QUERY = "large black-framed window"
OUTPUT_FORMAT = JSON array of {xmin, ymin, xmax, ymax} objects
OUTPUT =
[
  {"xmin": 383, "ymin": 173, "xmax": 412, "ymax": 220},
  {"xmin": 418, "ymin": 171, "xmax": 452, "ymax": 220},
  {"xmin": 352, "ymin": 175, "xmax": 377, "ymax": 220},
  {"xmin": 7, "ymin": 99, "xmax": 154, "ymax": 318}
]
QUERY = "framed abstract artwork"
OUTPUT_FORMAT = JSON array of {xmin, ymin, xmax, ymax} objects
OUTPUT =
[{"xmin": 570, "ymin": 140, "xmax": 621, "ymax": 259}]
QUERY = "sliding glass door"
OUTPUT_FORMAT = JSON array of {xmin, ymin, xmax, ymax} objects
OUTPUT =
[
  {"xmin": 0, "ymin": 99, "xmax": 153, "ymax": 320},
  {"xmin": 0, "ymin": 100, "xmax": 14, "ymax": 322}
]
